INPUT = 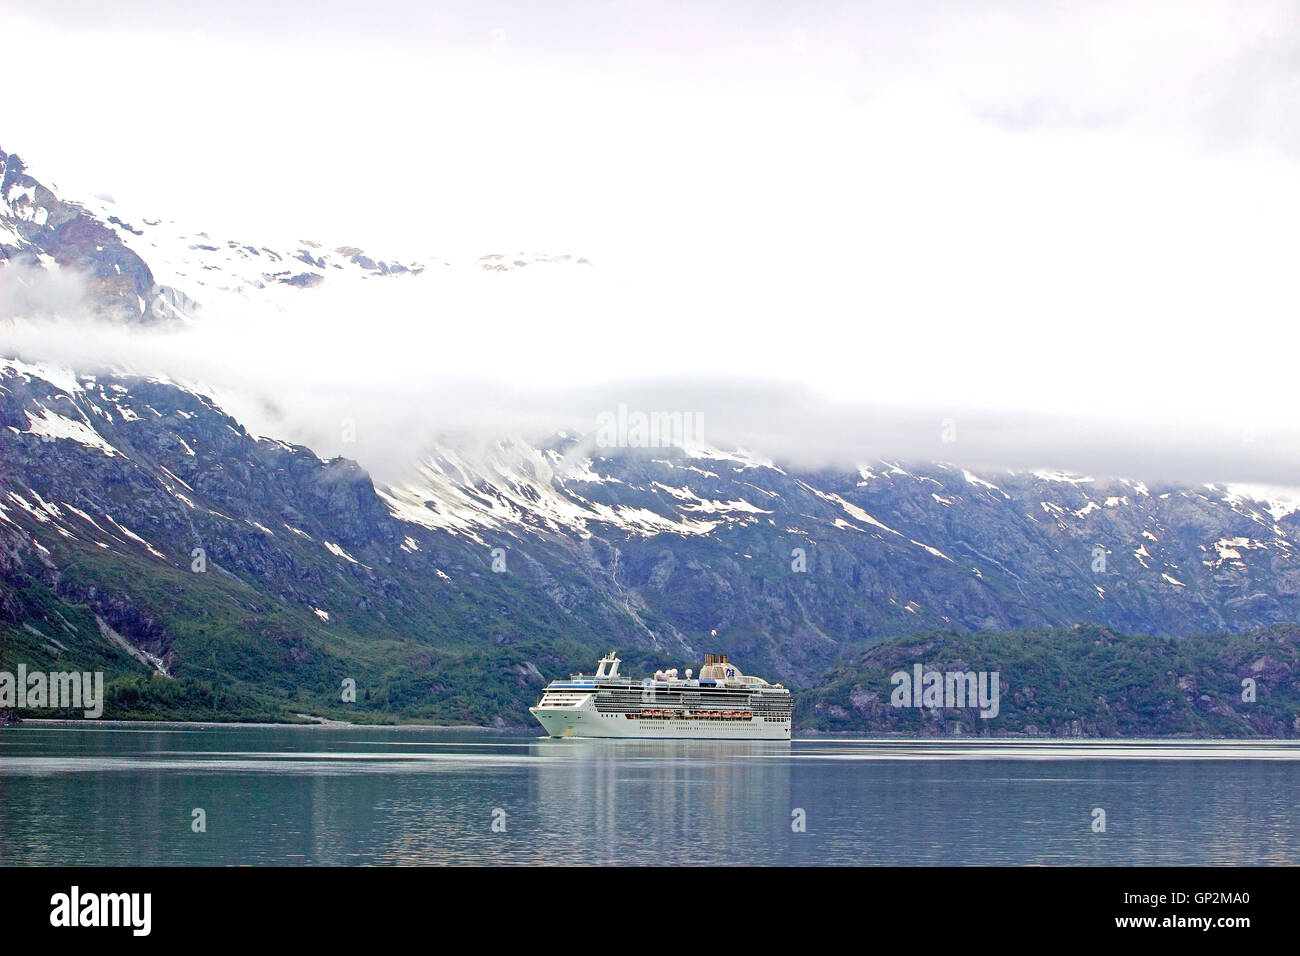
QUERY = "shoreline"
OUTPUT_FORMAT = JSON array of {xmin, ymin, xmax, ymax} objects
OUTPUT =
[
  {"xmin": 8, "ymin": 717, "xmax": 512, "ymax": 731},
  {"xmin": 4, "ymin": 717, "xmax": 1299, "ymax": 741}
]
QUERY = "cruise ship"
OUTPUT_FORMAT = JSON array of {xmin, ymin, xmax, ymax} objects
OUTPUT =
[{"xmin": 530, "ymin": 651, "xmax": 792, "ymax": 739}]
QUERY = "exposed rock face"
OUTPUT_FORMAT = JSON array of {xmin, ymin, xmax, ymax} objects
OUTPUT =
[{"xmin": 1, "ymin": 147, "xmax": 177, "ymax": 323}]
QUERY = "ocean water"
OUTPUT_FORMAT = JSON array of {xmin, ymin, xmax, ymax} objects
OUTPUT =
[{"xmin": 1, "ymin": 725, "xmax": 1297, "ymax": 865}]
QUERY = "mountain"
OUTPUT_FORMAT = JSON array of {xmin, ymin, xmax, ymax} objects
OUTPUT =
[
  {"xmin": 3, "ymin": 143, "xmax": 1300, "ymax": 733},
  {"xmin": 801, "ymin": 623, "xmax": 1300, "ymax": 737},
  {"xmin": 2, "ymin": 145, "xmax": 187, "ymax": 323},
  {"xmin": 0, "ymin": 360, "xmax": 650, "ymax": 724},
  {"xmin": 2, "ymin": 142, "xmax": 590, "ymax": 327}
]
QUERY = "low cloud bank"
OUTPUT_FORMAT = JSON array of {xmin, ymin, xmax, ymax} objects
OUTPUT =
[{"xmin": 4, "ymin": 288, "xmax": 1298, "ymax": 490}]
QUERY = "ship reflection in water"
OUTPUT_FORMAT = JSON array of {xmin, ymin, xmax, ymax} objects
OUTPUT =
[
  {"xmin": 528, "ymin": 738, "xmax": 794, "ymax": 866},
  {"xmin": 1, "ymin": 726, "xmax": 1298, "ymax": 865}
]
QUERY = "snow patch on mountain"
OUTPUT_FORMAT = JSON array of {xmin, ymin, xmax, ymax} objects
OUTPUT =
[
  {"xmin": 22, "ymin": 406, "xmax": 119, "ymax": 456},
  {"xmin": 378, "ymin": 439, "xmax": 733, "ymax": 540}
]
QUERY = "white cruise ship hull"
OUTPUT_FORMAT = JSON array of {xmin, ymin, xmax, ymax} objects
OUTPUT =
[
  {"xmin": 532, "ymin": 652, "xmax": 793, "ymax": 740},
  {"xmin": 530, "ymin": 696, "xmax": 792, "ymax": 740}
]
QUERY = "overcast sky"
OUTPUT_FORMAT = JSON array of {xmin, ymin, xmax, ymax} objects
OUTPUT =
[{"xmin": 5, "ymin": 1, "xmax": 1300, "ymax": 484}]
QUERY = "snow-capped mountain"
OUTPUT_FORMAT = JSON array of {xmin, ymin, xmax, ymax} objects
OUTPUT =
[
  {"xmin": 4, "ymin": 142, "xmax": 1300, "ymax": 727},
  {"xmin": 6, "ymin": 351, "xmax": 1300, "ymax": 677},
  {"xmin": 2, "ymin": 143, "xmax": 590, "ymax": 325}
]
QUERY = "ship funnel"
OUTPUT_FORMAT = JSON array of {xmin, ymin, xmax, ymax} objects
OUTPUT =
[{"xmin": 699, "ymin": 652, "xmax": 740, "ymax": 682}]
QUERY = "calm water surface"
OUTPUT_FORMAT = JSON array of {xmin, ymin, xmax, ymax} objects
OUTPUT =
[{"xmin": 1, "ymin": 725, "xmax": 1297, "ymax": 865}]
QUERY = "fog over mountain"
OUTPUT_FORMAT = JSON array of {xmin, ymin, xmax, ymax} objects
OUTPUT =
[
  {"xmin": 4, "ymin": 249, "xmax": 1299, "ymax": 488},
  {"xmin": 7, "ymin": 316, "xmax": 1300, "ymax": 490}
]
